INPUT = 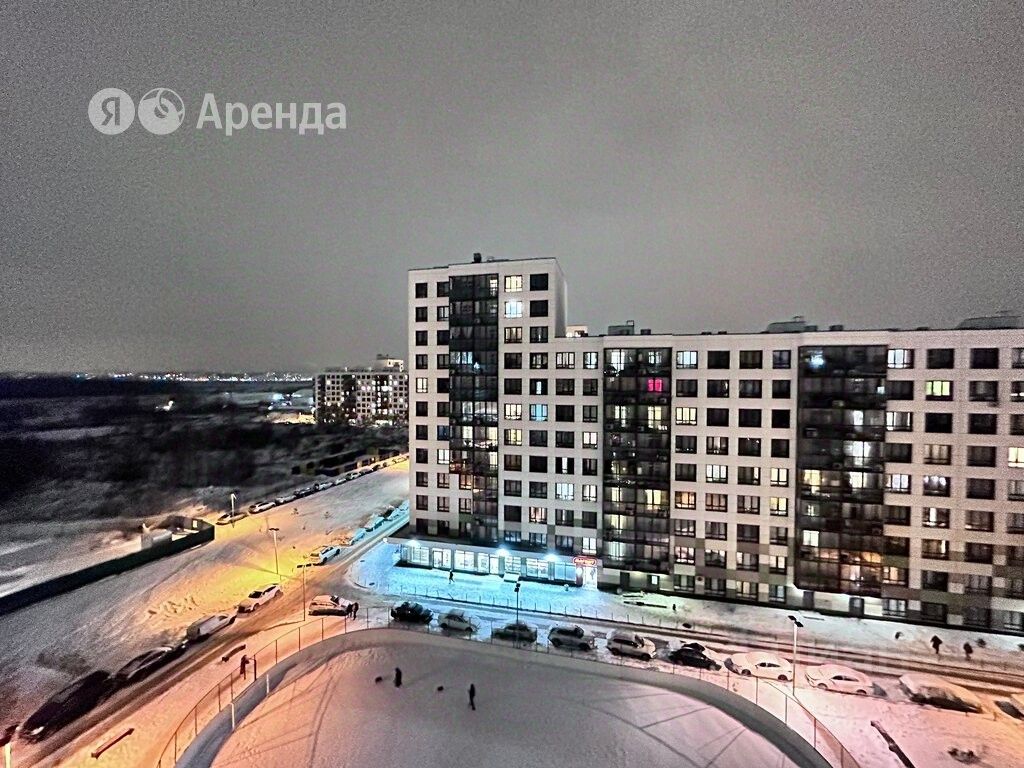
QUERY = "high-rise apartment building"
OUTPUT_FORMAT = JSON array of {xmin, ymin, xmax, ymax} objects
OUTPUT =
[
  {"xmin": 315, "ymin": 355, "xmax": 408, "ymax": 425},
  {"xmin": 404, "ymin": 254, "xmax": 1024, "ymax": 631}
]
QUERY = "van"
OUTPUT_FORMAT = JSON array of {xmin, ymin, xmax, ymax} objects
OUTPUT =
[{"xmin": 185, "ymin": 614, "xmax": 235, "ymax": 642}]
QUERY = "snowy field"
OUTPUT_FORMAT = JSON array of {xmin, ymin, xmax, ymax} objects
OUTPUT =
[
  {"xmin": 203, "ymin": 631, "xmax": 810, "ymax": 768},
  {"xmin": 0, "ymin": 462, "xmax": 408, "ymax": 730}
]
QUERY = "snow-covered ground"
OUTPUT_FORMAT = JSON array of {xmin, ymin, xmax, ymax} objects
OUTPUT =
[
  {"xmin": 204, "ymin": 631, "xmax": 807, "ymax": 768},
  {"xmin": 349, "ymin": 543, "xmax": 1024, "ymax": 682},
  {"xmin": 0, "ymin": 462, "xmax": 408, "ymax": 732}
]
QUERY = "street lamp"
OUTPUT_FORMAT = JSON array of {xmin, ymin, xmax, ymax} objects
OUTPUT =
[
  {"xmin": 514, "ymin": 581, "xmax": 521, "ymax": 625},
  {"xmin": 787, "ymin": 615, "xmax": 804, "ymax": 695},
  {"xmin": 269, "ymin": 527, "xmax": 280, "ymax": 577}
]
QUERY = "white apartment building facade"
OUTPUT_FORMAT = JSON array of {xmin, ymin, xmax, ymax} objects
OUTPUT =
[
  {"xmin": 405, "ymin": 255, "xmax": 1024, "ymax": 632},
  {"xmin": 315, "ymin": 356, "xmax": 408, "ymax": 425}
]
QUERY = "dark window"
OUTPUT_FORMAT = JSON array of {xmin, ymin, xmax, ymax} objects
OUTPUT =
[
  {"xmin": 415, "ymin": 330, "xmax": 428, "ymax": 346},
  {"xmin": 555, "ymin": 431, "xmax": 574, "ymax": 448},
  {"xmin": 529, "ymin": 300, "xmax": 548, "ymax": 317},
  {"xmin": 504, "ymin": 454, "xmax": 522, "ymax": 472},
  {"xmin": 414, "ymin": 354, "xmax": 428, "ymax": 369},
  {"xmin": 504, "ymin": 352, "xmax": 522, "ymax": 369},
  {"xmin": 966, "ymin": 478, "xmax": 995, "ymax": 499},
  {"xmin": 771, "ymin": 409, "xmax": 790, "ymax": 428},
  {"xmin": 676, "ymin": 379, "xmax": 698, "ymax": 397},
  {"xmin": 966, "ymin": 446, "xmax": 996, "ymax": 467},
  {"xmin": 965, "ymin": 542, "xmax": 993, "ymax": 563},
  {"xmin": 555, "ymin": 405, "xmax": 575, "ymax": 422},
  {"xmin": 582, "ymin": 405, "xmax": 598, "ymax": 422},
  {"xmin": 582, "ymin": 458, "xmax": 598, "ymax": 476},
  {"xmin": 885, "ymin": 505, "xmax": 910, "ymax": 525},
  {"xmin": 675, "ymin": 434, "xmax": 697, "ymax": 453},
  {"xmin": 504, "ymin": 480, "xmax": 522, "ymax": 497},
  {"xmin": 414, "ymin": 282, "xmax": 428, "ymax": 298},
  {"xmin": 436, "ymin": 280, "xmax": 449, "ymax": 297},
  {"xmin": 707, "ymin": 379, "xmax": 730, "ymax": 397},
  {"xmin": 706, "ymin": 408, "xmax": 729, "ymax": 427},
  {"xmin": 504, "ymin": 378, "xmax": 522, "ymax": 395},
  {"xmin": 414, "ymin": 306, "xmax": 428, "ymax": 322},
  {"xmin": 528, "ymin": 481, "xmax": 548, "ymax": 498},
  {"xmin": 770, "ymin": 438, "xmax": 790, "ymax": 458},
  {"xmin": 739, "ymin": 409, "xmax": 761, "ymax": 428},
  {"xmin": 707, "ymin": 350, "xmax": 730, "ymax": 369},
  {"xmin": 739, "ymin": 380, "xmax": 762, "ymax": 398},
  {"xmin": 738, "ymin": 437, "xmax": 761, "ymax": 456},
  {"xmin": 555, "ymin": 378, "xmax": 575, "ymax": 395},
  {"xmin": 925, "ymin": 413, "xmax": 953, "ymax": 433},
  {"xmin": 529, "ymin": 273, "xmax": 549, "ymax": 291},
  {"xmin": 886, "ymin": 380, "xmax": 913, "ymax": 400},
  {"xmin": 885, "ymin": 443, "xmax": 912, "ymax": 463},
  {"xmin": 970, "ymin": 348, "xmax": 999, "ymax": 369},
  {"xmin": 504, "ymin": 505, "xmax": 522, "ymax": 522},
  {"xmin": 437, "ymin": 378, "xmax": 449, "ymax": 393},
  {"xmin": 773, "ymin": 350, "xmax": 792, "ymax": 369},
  {"xmin": 415, "ymin": 401, "xmax": 428, "ymax": 417},
  {"xmin": 675, "ymin": 463, "xmax": 697, "ymax": 481},
  {"xmin": 529, "ymin": 325, "xmax": 548, "ymax": 343},
  {"xmin": 529, "ymin": 430, "xmax": 548, "ymax": 447},
  {"xmin": 436, "ymin": 329, "xmax": 450, "ymax": 345},
  {"xmin": 415, "ymin": 425, "xmax": 428, "ymax": 440},
  {"xmin": 968, "ymin": 413, "xmax": 997, "ymax": 434},
  {"xmin": 582, "ymin": 379, "xmax": 599, "ymax": 396},
  {"xmin": 528, "ymin": 455, "xmax": 547, "ymax": 473},
  {"xmin": 927, "ymin": 348, "xmax": 954, "ymax": 368},
  {"xmin": 415, "ymin": 448, "xmax": 428, "ymax": 463},
  {"xmin": 739, "ymin": 350, "xmax": 763, "ymax": 369},
  {"xmin": 922, "ymin": 571, "xmax": 948, "ymax": 591},
  {"xmin": 771, "ymin": 380, "xmax": 791, "ymax": 399}
]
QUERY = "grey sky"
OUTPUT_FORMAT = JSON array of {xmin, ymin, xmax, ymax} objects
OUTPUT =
[{"xmin": 1, "ymin": 2, "xmax": 1021, "ymax": 372}]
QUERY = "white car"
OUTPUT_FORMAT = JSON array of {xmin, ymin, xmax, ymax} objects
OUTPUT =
[
  {"xmin": 249, "ymin": 501, "xmax": 275, "ymax": 514},
  {"xmin": 308, "ymin": 594, "xmax": 355, "ymax": 616},
  {"xmin": 274, "ymin": 493, "xmax": 297, "ymax": 505},
  {"xmin": 307, "ymin": 545, "xmax": 341, "ymax": 565},
  {"xmin": 216, "ymin": 510, "xmax": 247, "ymax": 525},
  {"xmin": 186, "ymin": 613, "xmax": 235, "ymax": 641},
  {"xmin": 548, "ymin": 624, "xmax": 596, "ymax": 650},
  {"xmin": 606, "ymin": 630, "xmax": 657, "ymax": 660},
  {"xmin": 314, "ymin": 481, "xmax": 333, "ymax": 492},
  {"xmin": 804, "ymin": 664, "xmax": 873, "ymax": 694},
  {"xmin": 899, "ymin": 673, "xmax": 984, "ymax": 713},
  {"xmin": 438, "ymin": 609, "xmax": 479, "ymax": 633},
  {"xmin": 726, "ymin": 652, "xmax": 793, "ymax": 681},
  {"xmin": 237, "ymin": 584, "xmax": 282, "ymax": 612}
]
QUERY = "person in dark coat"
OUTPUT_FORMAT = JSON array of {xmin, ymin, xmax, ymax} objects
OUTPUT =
[
  {"xmin": 931, "ymin": 635, "xmax": 943, "ymax": 655},
  {"xmin": 468, "ymin": 683, "xmax": 476, "ymax": 710},
  {"xmin": 963, "ymin": 641, "xmax": 974, "ymax": 660},
  {"xmin": 394, "ymin": 667, "xmax": 403, "ymax": 687},
  {"xmin": 352, "ymin": 602, "xmax": 359, "ymax": 618},
  {"xmin": 239, "ymin": 654, "xmax": 249, "ymax": 679}
]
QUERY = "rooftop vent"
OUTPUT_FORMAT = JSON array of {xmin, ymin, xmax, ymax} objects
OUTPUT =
[
  {"xmin": 955, "ymin": 313, "xmax": 1021, "ymax": 330},
  {"xmin": 765, "ymin": 315, "xmax": 813, "ymax": 334},
  {"xmin": 829, "ymin": 324, "xmax": 844, "ymax": 331},
  {"xmin": 640, "ymin": 328, "xmax": 651, "ymax": 335},
  {"xmin": 472, "ymin": 252, "xmax": 482, "ymax": 264}
]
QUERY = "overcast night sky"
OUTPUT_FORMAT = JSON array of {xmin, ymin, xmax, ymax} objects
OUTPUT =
[{"xmin": 1, "ymin": 2, "xmax": 1021, "ymax": 373}]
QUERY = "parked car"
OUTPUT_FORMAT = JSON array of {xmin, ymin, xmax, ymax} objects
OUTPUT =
[
  {"xmin": 308, "ymin": 594, "xmax": 355, "ymax": 616},
  {"xmin": 899, "ymin": 673, "xmax": 984, "ymax": 713},
  {"xmin": 667, "ymin": 642, "xmax": 724, "ymax": 671},
  {"xmin": 314, "ymin": 481, "xmax": 333, "ymax": 492},
  {"xmin": 306, "ymin": 545, "xmax": 341, "ymax": 565},
  {"xmin": 493, "ymin": 621, "xmax": 538, "ymax": 643},
  {"xmin": 606, "ymin": 630, "xmax": 657, "ymax": 660},
  {"xmin": 21, "ymin": 671, "xmax": 115, "ymax": 741},
  {"xmin": 113, "ymin": 643, "xmax": 188, "ymax": 687},
  {"xmin": 548, "ymin": 624, "xmax": 596, "ymax": 650},
  {"xmin": 186, "ymin": 614, "xmax": 236, "ymax": 642},
  {"xmin": 350, "ymin": 528, "xmax": 367, "ymax": 544},
  {"xmin": 216, "ymin": 510, "xmax": 247, "ymax": 525},
  {"xmin": 726, "ymin": 652, "xmax": 793, "ymax": 681},
  {"xmin": 438, "ymin": 609, "xmax": 479, "ymax": 633},
  {"xmin": 237, "ymin": 584, "xmax": 283, "ymax": 612},
  {"xmin": 805, "ymin": 664, "xmax": 873, "ymax": 695},
  {"xmin": 345, "ymin": 472, "xmax": 359, "ymax": 481},
  {"xmin": 249, "ymin": 501, "xmax": 275, "ymax": 514},
  {"xmin": 274, "ymin": 493, "xmax": 297, "ymax": 505},
  {"xmin": 390, "ymin": 601, "xmax": 432, "ymax": 624},
  {"xmin": 364, "ymin": 515, "xmax": 385, "ymax": 531},
  {"xmin": 295, "ymin": 486, "xmax": 314, "ymax": 498}
]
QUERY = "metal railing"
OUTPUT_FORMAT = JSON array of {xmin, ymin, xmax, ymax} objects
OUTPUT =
[{"xmin": 156, "ymin": 605, "xmax": 861, "ymax": 768}]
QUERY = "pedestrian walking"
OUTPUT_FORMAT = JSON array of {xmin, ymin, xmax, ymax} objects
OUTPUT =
[
  {"xmin": 449, "ymin": 570, "xmax": 454, "ymax": 583},
  {"xmin": 963, "ymin": 641, "xmax": 974, "ymax": 661},
  {"xmin": 239, "ymin": 654, "xmax": 249, "ymax": 679},
  {"xmin": 931, "ymin": 635, "xmax": 943, "ymax": 656},
  {"xmin": 353, "ymin": 602, "xmax": 360, "ymax": 618},
  {"xmin": 468, "ymin": 683, "xmax": 476, "ymax": 710},
  {"xmin": 394, "ymin": 667, "xmax": 403, "ymax": 687}
]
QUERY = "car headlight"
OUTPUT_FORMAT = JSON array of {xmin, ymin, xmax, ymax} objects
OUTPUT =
[{"xmin": 31, "ymin": 726, "xmax": 45, "ymax": 736}]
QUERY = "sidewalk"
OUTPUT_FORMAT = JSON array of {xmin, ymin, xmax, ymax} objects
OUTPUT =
[{"xmin": 349, "ymin": 542, "xmax": 1024, "ymax": 684}]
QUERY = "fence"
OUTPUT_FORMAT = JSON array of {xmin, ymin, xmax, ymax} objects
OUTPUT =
[
  {"xmin": 156, "ymin": 605, "xmax": 861, "ymax": 768},
  {"xmin": 0, "ymin": 517, "xmax": 214, "ymax": 616}
]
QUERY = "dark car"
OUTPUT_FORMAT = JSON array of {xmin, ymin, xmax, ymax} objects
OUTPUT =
[
  {"xmin": 390, "ymin": 601, "xmax": 432, "ymax": 624},
  {"xmin": 21, "ymin": 671, "xmax": 115, "ymax": 742},
  {"xmin": 113, "ymin": 643, "xmax": 188, "ymax": 687},
  {"xmin": 668, "ymin": 643, "xmax": 723, "ymax": 671}
]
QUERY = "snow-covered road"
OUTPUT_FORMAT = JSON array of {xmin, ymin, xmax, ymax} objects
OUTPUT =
[{"xmin": 0, "ymin": 461, "xmax": 408, "ymax": 740}]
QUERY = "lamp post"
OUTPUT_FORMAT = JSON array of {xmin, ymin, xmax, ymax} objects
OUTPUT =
[
  {"xmin": 269, "ymin": 527, "xmax": 280, "ymax": 578},
  {"xmin": 297, "ymin": 563, "xmax": 306, "ymax": 620},
  {"xmin": 787, "ymin": 615, "xmax": 804, "ymax": 695},
  {"xmin": 514, "ymin": 581, "xmax": 521, "ymax": 625},
  {"xmin": 229, "ymin": 492, "xmax": 237, "ymax": 528}
]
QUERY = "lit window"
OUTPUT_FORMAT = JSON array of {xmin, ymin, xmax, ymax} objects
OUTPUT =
[
  {"xmin": 582, "ymin": 431, "xmax": 598, "ymax": 448},
  {"xmin": 925, "ymin": 380, "xmax": 952, "ymax": 399},
  {"xmin": 529, "ymin": 404, "xmax": 548, "ymax": 422},
  {"xmin": 676, "ymin": 350, "xmax": 698, "ymax": 369},
  {"xmin": 504, "ymin": 429, "xmax": 522, "ymax": 446},
  {"xmin": 415, "ymin": 377, "xmax": 428, "ymax": 393},
  {"xmin": 504, "ymin": 300, "xmax": 523, "ymax": 318},
  {"xmin": 504, "ymin": 403, "xmax": 522, "ymax": 420},
  {"xmin": 504, "ymin": 275, "xmax": 523, "ymax": 292},
  {"xmin": 770, "ymin": 497, "xmax": 788, "ymax": 516},
  {"xmin": 770, "ymin": 467, "xmax": 789, "ymax": 487},
  {"xmin": 555, "ymin": 483, "xmax": 574, "ymax": 501},
  {"xmin": 1010, "ymin": 447, "xmax": 1024, "ymax": 469},
  {"xmin": 887, "ymin": 348, "xmax": 914, "ymax": 369},
  {"xmin": 583, "ymin": 352, "xmax": 599, "ymax": 369},
  {"xmin": 675, "ymin": 407, "xmax": 697, "ymax": 425},
  {"xmin": 705, "ymin": 464, "xmax": 728, "ymax": 483}
]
